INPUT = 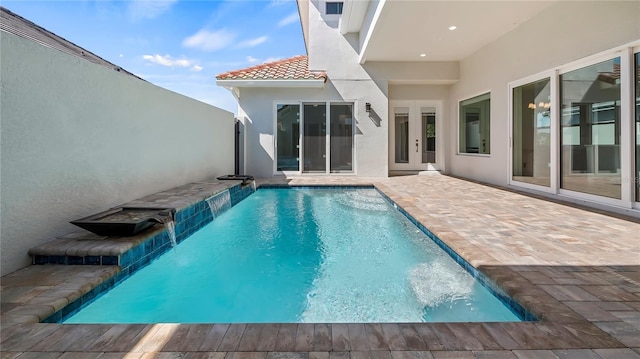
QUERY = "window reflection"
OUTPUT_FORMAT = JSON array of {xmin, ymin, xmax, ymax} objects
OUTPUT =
[
  {"xmin": 459, "ymin": 93, "xmax": 491, "ymax": 154},
  {"xmin": 276, "ymin": 104, "xmax": 300, "ymax": 171},
  {"xmin": 512, "ymin": 78, "xmax": 551, "ymax": 187},
  {"xmin": 303, "ymin": 103, "xmax": 327, "ymax": 172},
  {"xmin": 422, "ymin": 108, "xmax": 436, "ymax": 164},
  {"xmin": 560, "ymin": 58, "xmax": 621, "ymax": 199},
  {"xmin": 395, "ymin": 108, "xmax": 409, "ymax": 163},
  {"xmin": 330, "ymin": 104, "xmax": 353, "ymax": 172}
]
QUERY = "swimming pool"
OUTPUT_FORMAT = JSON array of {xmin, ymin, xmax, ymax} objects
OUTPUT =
[{"xmin": 65, "ymin": 187, "xmax": 525, "ymax": 323}]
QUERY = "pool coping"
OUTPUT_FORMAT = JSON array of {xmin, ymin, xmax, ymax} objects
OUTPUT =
[
  {"xmin": 27, "ymin": 180, "xmax": 256, "ymax": 324},
  {"xmin": 1, "ymin": 175, "xmax": 638, "ymax": 356}
]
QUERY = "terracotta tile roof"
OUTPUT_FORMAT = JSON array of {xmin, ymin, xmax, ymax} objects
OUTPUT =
[{"xmin": 216, "ymin": 55, "xmax": 326, "ymax": 81}]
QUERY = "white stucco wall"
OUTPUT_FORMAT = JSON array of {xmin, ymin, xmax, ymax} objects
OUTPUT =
[
  {"xmin": 448, "ymin": 1, "xmax": 640, "ymax": 185},
  {"xmin": 237, "ymin": 80, "xmax": 389, "ymax": 177},
  {"xmin": 0, "ymin": 32, "xmax": 234, "ymax": 275},
  {"xmin": 232, "ymin": 0, "xmax": 392, "ymax": 178}
]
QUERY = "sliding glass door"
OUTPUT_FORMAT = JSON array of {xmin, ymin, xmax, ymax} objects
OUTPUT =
[
  {"xmin": 330, "ymin": 103, "xmax": 354, "ymax": 172},
  {"xmin": 276, "ymin": 104, "xmax": 300, "ymax": 172},
  {"xmin": 303, "ymin": 103, "xmax": 327, "ymax": 172},
  {"xmin": 510, "ymin": 50, "xmax": 640, "ymax": 205},
  {"xmin": 276, "ymin": 102, "xmax": 354, "ymax": 174},
  {"xmin": 560, "ymin": 58, "xmax": 621, "ymax": 199},
  {"xmin": 512, "ymin": 78, "xmax": 551, "ymax": 187}
]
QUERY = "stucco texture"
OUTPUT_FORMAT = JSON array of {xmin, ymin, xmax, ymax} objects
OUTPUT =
[{"xmin": 0, "ymin": 32, "xmax": 234, "ymax": 274}]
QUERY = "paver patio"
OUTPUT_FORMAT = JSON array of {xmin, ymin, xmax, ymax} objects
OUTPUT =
[{"xmin": 1, "ymin": 173, "xmax": 639, "ymax": 358}]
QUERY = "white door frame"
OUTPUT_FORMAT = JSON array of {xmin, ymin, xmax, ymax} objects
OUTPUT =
[
  {"xmin": 273, "ymin": 100, "xmax": 357, "ymax": 176},
  {"xmin": 389, "ymin": 100, "xmax": 443, "ymax": 172}
]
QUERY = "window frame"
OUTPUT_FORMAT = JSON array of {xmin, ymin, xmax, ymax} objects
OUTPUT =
[
  {"xmin": 458, "ymin": 92, "xmax": 491, "ymax": 156},
  {"xmin": 273, "ymin": 100, "xmax": 356, "ymax": 176},
  {"xmin": 273, "ymin": 101, "xmax": 302, "ymax": 176},
  {"xmin": 557, "ymin": 52, "xmax": 628, "ymax": 206},
  {"xmin": 506, "ymin": 41, "xmax": 640, "ymax": 209},
  {"xmin": 325, "ymin": 1, "xmax": 344, "ymax": 15},
  {"xmin": 508, "ymin": 72, "xmax": 557, "ymax": 194}
]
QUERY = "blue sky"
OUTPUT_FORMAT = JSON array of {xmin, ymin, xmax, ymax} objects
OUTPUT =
[{"xmin": 2, "ymin": 0, "xmax": 306, "ymax": 113}]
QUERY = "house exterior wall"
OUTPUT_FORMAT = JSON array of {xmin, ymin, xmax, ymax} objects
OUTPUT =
[
  {"xmin": 0, "ymin": 31, "xmax": 234, "ymax": 274},
  {"xmin": 237, "ymin": 79, "xmax": 389, "ymax": 177},
  {"xmin": 229, "ymin": 0, "xmax": 638, "ymax": 204},
  {"xmin": 389, "ymin": 85, "xmax": 452, "ymax": 171},
  {"xmin": 235, "ymin": 0, "xmax": 392, "ymax": 178},
  {"xmin": 236, "ymin": 0, "xmax": 464, "ymax": 178},
  {"xmin": 448, "ymin": 1, "xmax": 640, "ymax": 185}
]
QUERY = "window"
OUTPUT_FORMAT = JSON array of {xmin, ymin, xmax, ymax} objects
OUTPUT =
[
  {"xmin": 303, "ymin": 103, "xmax": 327, "ymax": 172},
  {"xmin": 326, "ymin": 2, "xmax": 343, "ymax": 15},
  {"xmin": 276, "ymin": 102, "xmax": 354, "ymax": 174},
  {"xmin": 560, "ymin": 58, "xmax": 621, "ymax": 199},
  {"xmin": 276, "ymin": 104, "xmax": 300, "ymax": 172},
  {"xmin": 512, "ymin": 78, "xmax": 551, "ymax": 187},
  {"xmin": 459, "ymin": 93, "xmax": 491, "ymax": 154},
  {"xmin": 330, "ymin": 103, "xmax": 353, "ymax": 172}
]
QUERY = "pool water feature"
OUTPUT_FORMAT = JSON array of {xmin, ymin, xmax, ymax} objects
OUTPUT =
[
  {"xmin": 64, "ymin": 188, "xmax": 526, "ymax": 323},
  {"xmin": 206, "ymin": 190, "xmax": 232, "ymax": 220}
]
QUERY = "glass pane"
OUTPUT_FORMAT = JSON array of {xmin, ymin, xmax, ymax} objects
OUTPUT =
[
  {"xmin": 330, "ymin": 104, "xmax": 353, "ymax": 172},
  {"xmin": 276, "ymin": 104, "xmax": 300, "ymax": 171},
  {"xmin": 394, "ymin": 108, "xmax": 409, "ymax": 163},
  {"xmin": 560, "ymin": 58, "xmax": 621, "ymax": 199},
  {"xmin": 326, "ymin": 2, "xmax": 343, "ymax": 14},
  {"xmin": 459, "ymin": 93, "xmax": 491, "ymax": 154},
  {"xmin": 512, "ymin": 78, "xmax": 551, "ymax": 187},
  {"xmin": 303, "ymin": 103, "xmax": 326, "ymax": 172},
  {"xmin": 421, "ymin": 107, "xmax": 436, "ymax": 163},
  {"xmin": 636, "ymin": 53, "xmax": 640, "ymax": 202}
]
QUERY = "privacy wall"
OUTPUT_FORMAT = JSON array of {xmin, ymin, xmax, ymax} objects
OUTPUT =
[{"xmin": 0, "ymin": 32, "xmax": 234, "ymax": 274}]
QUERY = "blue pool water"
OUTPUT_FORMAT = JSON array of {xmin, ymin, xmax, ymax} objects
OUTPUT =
[{"xmin": 65, "ymin": 188, "xmax": 522, "ymax": 323}]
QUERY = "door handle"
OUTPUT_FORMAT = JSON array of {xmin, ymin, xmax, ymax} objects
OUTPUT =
[{"xmin": 416, "ymin": 139, "xmax": 419, "ymax": 152}]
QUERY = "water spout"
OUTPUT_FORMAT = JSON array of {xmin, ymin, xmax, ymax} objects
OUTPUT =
[
  {"xmin": 206, "ymin": 190, "xmax": 231, "ymax": 220},
  {"xmin": 165, "ymin": 221, "xmax": 177, "ymax": 247},
  {"xmin": 148, "ymin": 211, "xmax": 177, "ymax": 248}
]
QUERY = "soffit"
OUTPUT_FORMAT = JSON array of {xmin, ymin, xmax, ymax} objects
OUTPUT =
[{"xmin": 361, "ymin": 0, "xmax": 556, "ymax": 62}]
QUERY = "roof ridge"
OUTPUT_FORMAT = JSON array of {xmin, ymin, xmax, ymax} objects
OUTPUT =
[{"xmin": 216, "ymin": 55, "xmax": 326, "ymax": 82}]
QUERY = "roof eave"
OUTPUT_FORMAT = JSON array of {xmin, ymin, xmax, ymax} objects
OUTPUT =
[{"xmin": 215, "ymin": 79, "xmax": 326, "ymax": 88}]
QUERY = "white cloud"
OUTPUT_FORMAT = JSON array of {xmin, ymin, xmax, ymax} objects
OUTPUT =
[
  {"xmin": 128, "ymin": 0, "xmax": 178, "ymax": 21},
  {"xmin": 190, "ymin": 65, "xmax": 203, "ymax": 72},
  {"xmin": 238, "ymin": 36, "xmax": 268, "ymax": 48},
  {"xmin": 246, "ymin": 56, "xmax": 259, "ymax": 63},
  {"xmin": 183, "ymin": 29, "xmax": 235, "ymax": 52},
  {"xmin": 142, "ymin": 54, "xmax": 192, "ymax": 67},
  {"xmin": 264, "ymin": 57, "xmax": 282, "ymax": 63},
  {"xmin": 278, "ymin": 12, "xmax": 299, "ymax": 27}
]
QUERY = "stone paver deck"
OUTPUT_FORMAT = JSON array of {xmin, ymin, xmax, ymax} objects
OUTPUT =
[{"xmin": 1, "ymin": 174, "xmax": 639, "ymax": 358}]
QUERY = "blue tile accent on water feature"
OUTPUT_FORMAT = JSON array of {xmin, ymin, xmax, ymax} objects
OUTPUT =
[
  {"xmin": 46, "ymin": 181, "xmax": 256, "ymax": 323},
  {"xmin": 101, "ymin": 256, "xmax": 118, "ymax": 266},
  {"xmin": 85, "ymin": 256, "xmax": 101, "ymax": 265},
  {"xmin": 68, "ymin": 256, "xmax": 84, "ymax": 265},
  {"xmin": 374, "ymin": 187, "xmax": 538, "ymax": 322}
]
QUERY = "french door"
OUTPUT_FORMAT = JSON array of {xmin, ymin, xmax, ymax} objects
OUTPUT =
[{"xmin": 389, "ymin": 101, "xmax": 440, "ymax": 171}]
